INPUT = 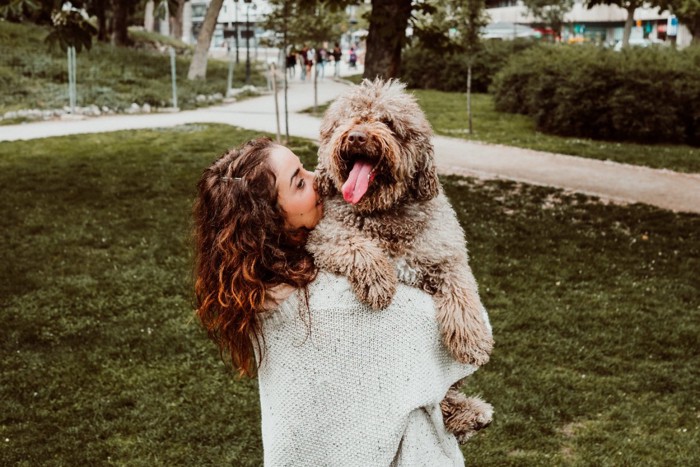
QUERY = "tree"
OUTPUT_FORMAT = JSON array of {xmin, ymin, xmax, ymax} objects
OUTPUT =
[
  {"xmin": 660, "ymin": 0, "xmax": 700, "ymax": 43},
  {"xmin": 266, "ymin": 0, "xmax": 445, "ymax": 81},
  {"xmin": 0, "ymin": 0, "xmax": 39, "ymax": 21},
  {"xmin": 586, "ymin": 0, "xmax": 643, "ymax": 47},
  {"xmin": 187, "ymin": 0, "xmax": 224, "ymax": 80},
  {"xmin": 363, "ymin": 0, "xmax": 413, "ymax": 79},
  {"xmin": 170, "ymin": 0, "xmax": 186, "ymax": 41},
  {"xmin": 264, "ymin": 0, "xmax": 347, "ymax": 46},
  {"xmin": 92, "ymin": 0, "xmax": 108, "ymax": 41},
  {"xmin": 45, "ymin": 3, "xmax": 97, "ymax": 52},
  {"xmin": 111, "ymin": 0, "xmax": 132, "ymax": 46},
  {"xmin": 449, "ymin": 0, "xmax": 488, "ymax": 134},
  {"xmin": 523, "ymin": 0, "xmax": 574, "ymax": 41}
]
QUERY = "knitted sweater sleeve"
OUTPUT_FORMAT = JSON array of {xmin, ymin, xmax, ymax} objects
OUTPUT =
[{"xmin": 256, "ymin": 271, "xmax": 481, "ymax": 467}]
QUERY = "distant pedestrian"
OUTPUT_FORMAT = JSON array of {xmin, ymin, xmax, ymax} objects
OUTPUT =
[
  {"xmin": 349, "ymin": 47, "xmax": 357, "ymax": 69},
  {"xmin": 299, "ymin": 45, "xmax": 309, "ymax": 81},
  {"xmin": 316, "ymin": 47, "xmax": 327, "ymax": 79},
  {"xmin": 305, "ymin": 46, "xmax": 315, "ymax": 79},
  {"xmin": 332, "ymin": 43, "xmax": 342, "ymax": 77},
  {"xmin": 286, "ymin": 47, "xmax": 297, "ymax": 80}
]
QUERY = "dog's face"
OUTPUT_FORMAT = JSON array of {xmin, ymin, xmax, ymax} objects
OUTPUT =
[{"xmin": 317, "ymin": 79, "xmax": 439, "ymax": 213}]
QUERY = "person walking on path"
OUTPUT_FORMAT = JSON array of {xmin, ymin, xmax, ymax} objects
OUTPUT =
[{"xmin": 332, "ymin": 43, "xmax": 342, "ymax": 78}]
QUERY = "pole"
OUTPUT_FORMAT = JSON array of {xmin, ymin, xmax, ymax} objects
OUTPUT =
[
  {"xmin": 227, "ymin": 41, "xmax": 235, "ymax": 96},
  {"xmin": 234, "ymin": 0, "xmax": 239, "ymax": 64},
  {"xmin": 467, "ymin": 63, "xmax": 472, "ymax": 135},
  {"xmin": 245, "ymin": 3, "xmax": 251, "ymax": 84},
  {"xmin": 271, "ymin": 63, "xmax": 281, "ymax": 143},
  {"xmin": 283, "ymin": 0, "xmax": 289, "ymax": 143},
  {"xmin": 67, "ymin": 46, "xmax": 77, "ymax": 113},
  {"xmin": 170, "ymin": 46, "xmax": 178, "ymax": 109},
  {"xmin": 313, "ymin": 51, "xmax": 318, "ymax": 114}
]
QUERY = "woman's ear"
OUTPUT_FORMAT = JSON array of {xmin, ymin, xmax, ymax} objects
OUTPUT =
[{"xmin": 411, "ymin": 146, "xmax": 439, "ymax": 201}]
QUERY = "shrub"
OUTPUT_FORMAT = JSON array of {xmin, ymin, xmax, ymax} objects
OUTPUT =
[
  {"xmin": 491, "ymin": 44, "xmax": 700, "ymax": 146},
  {"xmin": 400, "ymin": 39, "xmax": 539, "ymax": 93}
]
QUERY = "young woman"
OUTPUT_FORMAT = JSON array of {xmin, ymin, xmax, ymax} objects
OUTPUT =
[{"xmin": 193, "ymin": 137, "xmax": 480, "ymax": 466}]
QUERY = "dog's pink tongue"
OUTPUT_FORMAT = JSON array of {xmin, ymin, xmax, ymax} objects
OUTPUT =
[{"xmin": 342, "ymin": 160, "xmax": 374, "ymax": 204}]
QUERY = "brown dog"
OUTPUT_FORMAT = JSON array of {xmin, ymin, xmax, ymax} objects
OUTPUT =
[{"xmin": 306, "ymin": 79, "xmax": 494, "ymax": 442}]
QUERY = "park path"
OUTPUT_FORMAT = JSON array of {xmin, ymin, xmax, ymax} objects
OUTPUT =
[{"xmin": 0, "ymin": 76, "xmax": 698, "ymax": 214}]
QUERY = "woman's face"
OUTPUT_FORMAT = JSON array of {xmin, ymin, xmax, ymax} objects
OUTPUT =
[{"xmin": 269, "ymin": 145, "xmax": 323, "ymax": 230}]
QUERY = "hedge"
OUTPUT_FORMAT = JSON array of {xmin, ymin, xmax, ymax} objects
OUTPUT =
[
  {"xmin": 400, "ymin": 39, "xmax": 539, "ymax": 93},
  {"xmin": 491, "ymin": 44, "xmax": 700, "ymax": 146}
]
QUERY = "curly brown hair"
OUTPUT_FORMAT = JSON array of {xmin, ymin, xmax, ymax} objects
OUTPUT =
[{"xmin": 193, "ymin": 137, "xmax": 317, "ymax": 377}]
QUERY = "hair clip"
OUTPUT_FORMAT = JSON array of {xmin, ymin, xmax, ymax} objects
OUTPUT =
[{"xmin": 221, "ymin": 176, "xmax": 243, "ymax": 182}]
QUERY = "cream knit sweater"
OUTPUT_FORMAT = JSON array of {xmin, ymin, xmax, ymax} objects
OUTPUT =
[{"xmin": 257, "ymin": 271, "xmax": 485, "ymax": 466}]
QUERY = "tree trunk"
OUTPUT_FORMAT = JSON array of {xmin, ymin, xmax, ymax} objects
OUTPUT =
[
  {"xmin": 111, "ymin": 0, "xmax": 131, "ymax": 47},
  {"xmin": 188, "ymin": 0, "xmax": 224, "ymax": 80},
  {"xmin": 171, "ymin": 0, "xmax": 185, "ymax": 40},
  {"xmin": 144, "ymin": 0, "xmax": 155, "ymax": 32},
  {"xmin": 363, "ymin": 0, "xmax": 412, "ymax": 80},
  {"xmin": 622, "ymin": 5, "xmax": 635, "ymax": 48},
  {"xmin": 95, "ymin": 0, "xmax": 107, "ymax": 41}
]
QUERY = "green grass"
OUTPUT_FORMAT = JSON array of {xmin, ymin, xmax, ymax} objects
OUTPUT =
[
  {"xmin": 1, "ymin": 125, "xmax": 698, "ymax": 465},
  {"xmin": 414, "ymin": 89, "xmax": 700, "ymax": 174},
  {"xmin": 0, "ymin": 21, "xmax": 265, "ymax": 114}
]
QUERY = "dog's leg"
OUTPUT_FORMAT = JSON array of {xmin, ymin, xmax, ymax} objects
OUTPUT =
[
  {"xmin": 307, "ymin": 221, "xmax": 397, "ymax": 310},
  {"xmin": 347, "ymin": 238, "xmax": 398, "ymax": 309},
  {"xmin": 440, "ymin": 385, "xmax": 493, "ymax": 445},
  {"xmin": 433, "ymin": 264, "xmax": 494, "ymax": 366}
]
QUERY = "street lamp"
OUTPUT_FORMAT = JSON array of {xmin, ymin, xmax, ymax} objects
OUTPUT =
[
  {"xmin": 244, "ymin": 0, "xmax": 253, "ymax": 84},
  {"xmin": 234, "ymin": 0, "xmax": 239, "ymax": 64}
]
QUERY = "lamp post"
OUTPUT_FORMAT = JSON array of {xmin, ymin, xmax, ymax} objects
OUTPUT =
[
  {"xmin": 234, "ymin": 0, "xmax": 239, "ymax": 64},
  {"xmin": 244, "ymin": 0, "xmax": 252, "ymax": 84}
]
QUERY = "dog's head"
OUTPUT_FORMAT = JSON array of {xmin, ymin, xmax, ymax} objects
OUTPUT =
[{"xmin": 316, "ymin": 78, "xmax": 439, "ymax": 213}]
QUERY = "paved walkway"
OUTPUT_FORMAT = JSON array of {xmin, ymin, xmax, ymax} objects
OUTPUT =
[{"xmin": 1, "ymin": 76, "xmax": 698, "ymax": 214}]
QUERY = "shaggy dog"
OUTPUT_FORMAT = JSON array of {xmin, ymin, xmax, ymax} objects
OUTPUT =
[{"xmin": 306, "ymin": 79, "xmax": 494, "ymax": 442}]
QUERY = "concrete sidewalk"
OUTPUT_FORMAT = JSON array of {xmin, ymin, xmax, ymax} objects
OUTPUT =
[{"xmin": 1, "ymin": 78, "xmax": 698, "ymax": 214}]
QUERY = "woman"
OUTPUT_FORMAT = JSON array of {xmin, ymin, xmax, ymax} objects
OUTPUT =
[{"xmin": 193, "ymin": 138, "xmax": 479, "ymax": 466}]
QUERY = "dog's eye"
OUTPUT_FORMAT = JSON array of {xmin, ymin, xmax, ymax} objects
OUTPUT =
[{"xmin": 382, "ymin": 119, "xmax": 395, "ymax": 130}]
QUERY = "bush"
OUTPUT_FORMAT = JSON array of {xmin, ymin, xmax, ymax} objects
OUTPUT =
[
  {"xmin": 400, "ymin": 39, "xmax": 539, "ymax": 93},
  {"xmin": 492, "ymin": 45, "xmax": 700, "ymax": 146}
]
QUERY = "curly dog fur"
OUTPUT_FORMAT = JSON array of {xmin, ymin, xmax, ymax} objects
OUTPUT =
[{"xmin": 306, "ymin": 79, "xmax": 494, "ymax": 443}]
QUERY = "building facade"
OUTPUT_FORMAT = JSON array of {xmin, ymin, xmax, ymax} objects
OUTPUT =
[
  {"xmin": 485, "ymin": 0, "xmax": 693, "ymax": 47},
  {"xmin": 188, "ymin": 0, "xmax": 272, "ymax": 50}
]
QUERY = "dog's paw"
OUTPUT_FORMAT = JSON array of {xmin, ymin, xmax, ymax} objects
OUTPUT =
[
  {"xmin": 352, "ymin": 271, "xmax": 397, "ymax": 310},
  {"xmin": 348, "ymin": 246, "xmax": 397, "ymax": 310},
  {"xmin": 444, "ymin": 330, "xmax": 493, "ymax": 366},
  {"xmin": 440, "ymin": 393, "xmax": 493, "ymax": 445},
  {"xmin": 436, "ymin": 295, "xmax": 494, "ymax": 366}
]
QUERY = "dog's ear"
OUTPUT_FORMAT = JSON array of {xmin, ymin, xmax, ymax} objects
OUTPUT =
[
  {"xmin": 411, "ymin": 146, "xmax": 439, "ymax": 201},
  {"xmin": 315, "ymin": 161, "xmax": 337, "ymax": 197}
]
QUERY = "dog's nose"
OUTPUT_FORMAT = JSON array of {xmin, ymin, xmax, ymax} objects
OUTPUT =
[{"xmin": 347, "ymin": 131, "xmax": 367, "ymax": 146}]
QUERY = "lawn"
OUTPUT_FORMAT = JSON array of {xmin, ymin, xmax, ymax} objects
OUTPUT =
[
  {"xmin": 1, "ymin": 125, "xmax": 698, "ymax": 465},
  {"xmin": 414, "ymin": 89, "xmax": 700, "ymax": 174},
  {"xmin": 0, "ymin": 21, "xmax": 266, "ymax": 117}
]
